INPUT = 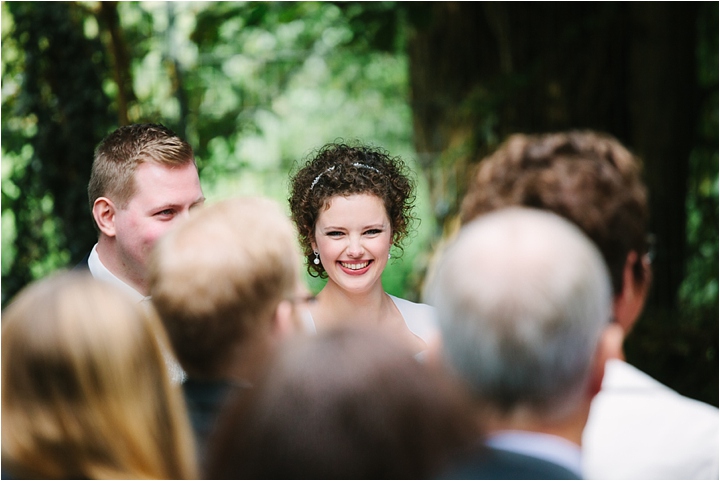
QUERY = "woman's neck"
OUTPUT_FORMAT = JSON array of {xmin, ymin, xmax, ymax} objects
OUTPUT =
[
  {"xmin": 313, "ymin": 280, "xmax": 396, "ymax": 329},
  {"xmin": 312, "ymin": 280, "xmax": 428, "ymax": 355}
]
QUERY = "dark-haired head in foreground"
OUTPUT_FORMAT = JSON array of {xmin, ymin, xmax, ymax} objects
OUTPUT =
[{"xmin": 206, "ymin": 327, "xmax": 477, "ymax": 479}]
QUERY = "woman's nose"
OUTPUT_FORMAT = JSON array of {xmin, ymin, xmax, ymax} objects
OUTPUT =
[{"xmin": 346, "ymin": 237, "xmax": 364, "ymax": 258}]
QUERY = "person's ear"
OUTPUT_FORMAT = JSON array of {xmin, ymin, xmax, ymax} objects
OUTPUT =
[
  {"xmin": 93, "ymin": 197, "xmax": 117, "ymax": 238},
  {"xmin": 271, "ymin": 300, "xmax": 298, "ymax": 339},
  {"xmin": 588, "ymin": 322, "xmax": 624, "ymax": 398},
  {"xmin": 613, "ymin": 251, "xmax": 651, "ymax": 335}
]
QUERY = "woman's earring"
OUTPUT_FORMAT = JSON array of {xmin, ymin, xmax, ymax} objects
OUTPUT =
[
  {"xmin": 313, "ymin": 251, "xmax": 320, "ymax": 265},
  {"xmin": 388, "ymin": 252, "xmax": 392, "ymax": 259}
]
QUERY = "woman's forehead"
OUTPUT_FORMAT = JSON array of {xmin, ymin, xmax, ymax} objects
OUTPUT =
[{"xmin": 317, "ymin": 194, "xmax": 388, "ymax": 225}]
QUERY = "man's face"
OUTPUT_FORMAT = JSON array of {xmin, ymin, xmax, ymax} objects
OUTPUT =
[{"xmin": 113, "ymin": 161, "xmax": 204, "ymax": 288}]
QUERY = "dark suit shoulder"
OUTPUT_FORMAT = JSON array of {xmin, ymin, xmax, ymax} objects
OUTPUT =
[
  {"xmin": 183, "ymin": 378, "xmax": 251, "ymax": 473},
  {"xmin": 440, "ymin": 446, "xmax": 580, "ymax": 480}
]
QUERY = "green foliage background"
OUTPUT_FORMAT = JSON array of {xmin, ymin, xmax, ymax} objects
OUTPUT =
[
  {"xmin": 1, "ymin": 2, "xmax": 434, "ymax": 301},
  {"xmin": 1, "ymin": 2, "xmax": 717, "ymax": 405}
]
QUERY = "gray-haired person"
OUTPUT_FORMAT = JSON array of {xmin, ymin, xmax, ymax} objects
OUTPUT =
[{"xmin": 425, "ymin": 207, "xmax": 623, "ymax": 479}]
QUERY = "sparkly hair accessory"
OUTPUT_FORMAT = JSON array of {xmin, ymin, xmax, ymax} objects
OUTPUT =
[
  {"xmin": 352, "ymin": 162, "xmax": 380, "ymax": 173},
  {"xmin": 309, "ymin": 163, "xmax": 381, "ymax": 191},
  {"xmin": 310, "ymin": 166, "xmax": 335, "ymax": 190}
]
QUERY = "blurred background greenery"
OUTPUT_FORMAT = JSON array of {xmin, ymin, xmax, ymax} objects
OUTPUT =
[{"xmin": 2, "ymin": 2, "xmax": 717, "ymax": 406}]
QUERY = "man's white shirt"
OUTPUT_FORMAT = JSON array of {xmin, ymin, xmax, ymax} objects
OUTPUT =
[
  {"xmin": 583, "ymin": 358, "xmax": 719, "ymax": 479},
  {"xmin": 87, "ymin": 243, "xmax": 186, "ymax": 383},
  {"xmin": 87, "ymin": 244, "xmax": 149, "ymax": 303}
]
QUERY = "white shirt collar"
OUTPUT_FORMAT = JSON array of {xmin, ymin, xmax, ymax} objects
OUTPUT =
[
  {"xmin": 487, "ymin": 430, "xmax": 583, "ymax": 477},
  {"xmin": 87, "ymin": 244, "xmax": 149, "ymax": 304},
  {"xmin": 87, "ymin": 245, "xmax": 185, "ymax": 383}
]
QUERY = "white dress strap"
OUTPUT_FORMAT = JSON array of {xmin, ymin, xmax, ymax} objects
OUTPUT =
[{"xmin": 388, "ymin": 295, "xmax": 438, "ymax": 345}]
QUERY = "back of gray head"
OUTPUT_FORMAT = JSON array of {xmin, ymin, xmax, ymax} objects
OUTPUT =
[{"xmin": 424, "ymin": 207, "xmax": 612, "ymax": 418}]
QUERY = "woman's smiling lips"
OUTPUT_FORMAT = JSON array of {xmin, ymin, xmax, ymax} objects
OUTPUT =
[{"xmin": 338, "ymin": 260, "xmax": 373, "ymax": 275}]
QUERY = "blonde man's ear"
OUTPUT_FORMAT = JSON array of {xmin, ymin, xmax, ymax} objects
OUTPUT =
[{"xmin": 93, "ymin": 197, "xmax": 117, "ymax": 237}]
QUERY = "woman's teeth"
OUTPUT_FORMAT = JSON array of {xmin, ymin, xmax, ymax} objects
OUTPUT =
[{"xmin": 340, "ymin": 261, "xmax": 369, "ymax": 270}]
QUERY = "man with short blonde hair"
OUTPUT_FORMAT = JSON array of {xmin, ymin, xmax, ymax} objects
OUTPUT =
[{"xmin": 79, "ymin": 123, "xmax": 205, "ymax": 301}]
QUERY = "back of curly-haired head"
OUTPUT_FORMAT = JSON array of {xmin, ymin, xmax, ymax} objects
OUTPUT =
[
  {"xmin": 460, "ymin": 130, "xmax": 649, "ymax": 295},
  {"xmin": 289, "ymin": 142, "xmax": 416, "ymax": 278}
]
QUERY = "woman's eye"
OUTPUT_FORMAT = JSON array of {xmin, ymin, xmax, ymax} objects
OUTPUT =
[
  {"xmin": 364, "ymin": 229, "xmax": 382, "ymax": 235},
  {"xmin": 156, "ymin": 209, "xmax": 174, "ymax": 217},
  {"xmin": 327, "ymin": 231, "xmax": 344, "ymax": 237}
]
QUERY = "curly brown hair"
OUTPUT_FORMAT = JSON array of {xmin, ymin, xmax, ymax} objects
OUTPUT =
[
  {"xmin": 460, "ymin": 130, "xmax": 649, "ymax": 295},
  {"xmin": 289, "ymin": 142, "xmax": 417, "ymax": 278}
]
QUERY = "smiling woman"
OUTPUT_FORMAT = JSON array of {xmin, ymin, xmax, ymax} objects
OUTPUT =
[
  {"xmin": 314, "ymin": 193, "xmax": 392, "ymax": 292},
  {"xmin": 288, "ymin": 142, "xmax": 437, "ymax": 356}
]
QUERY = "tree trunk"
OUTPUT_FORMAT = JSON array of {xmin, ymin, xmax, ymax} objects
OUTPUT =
[
  {"xmin": 407, "ymin": 2, "xmax": 696, "ymax": 311},
  {"xmin": 97, "ymin": 1, "xmax": 135, "ymax": 127},
  {"xmin": 406, "ymin": 1, "xmax": 712, "ymax": 403},
  {"xmin": 627, "ymin": 3, "xmax": 698, "ymax": 310},
  {"xmin": 3, "ymin": 3, "xmax": 114, "ymax": 304}
]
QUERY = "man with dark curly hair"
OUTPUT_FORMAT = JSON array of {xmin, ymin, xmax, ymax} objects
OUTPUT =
[
  {"xmin": 288, "ymin": 142, "xmax": 437, "ymax": 357},
  {"xmin": 458, "ymin": 131, "xmax": 718, "ymax": 479}
]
